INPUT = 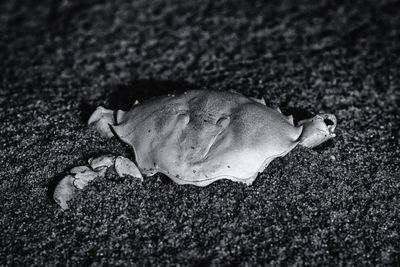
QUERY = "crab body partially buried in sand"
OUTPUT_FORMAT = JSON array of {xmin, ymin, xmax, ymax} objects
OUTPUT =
[{"xmin": 54, "ymin": 90, "xmax": 337, "ymax": 209}]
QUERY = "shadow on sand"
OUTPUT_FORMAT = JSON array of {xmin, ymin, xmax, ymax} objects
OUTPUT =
[{"xmin": 79, "ymin": 80, "xmax": 199, "ymax": 123}]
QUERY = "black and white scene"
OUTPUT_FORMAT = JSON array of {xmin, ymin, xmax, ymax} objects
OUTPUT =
[{"xmin": 1, "ymin": 0, "xmax": 399, "ymax": 265}]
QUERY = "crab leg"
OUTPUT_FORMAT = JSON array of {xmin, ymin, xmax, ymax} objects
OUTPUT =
[
  {"xmin": 53, "ymin": 155, "xmax": 142, "ymax": 210},
  {"xmin": 88, "ymin": 107, "xmax": 116, "ymax": 138},
  {"xmin": 298, "ymin": 113, "xmax": 337, "ymax": 148}
]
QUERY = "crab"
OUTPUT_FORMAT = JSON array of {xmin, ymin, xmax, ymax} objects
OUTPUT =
[{"xmin": 54, "ymin": 90, "xmax": 337, "ymax": 209}]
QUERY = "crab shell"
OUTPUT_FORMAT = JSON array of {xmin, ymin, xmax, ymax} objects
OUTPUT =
[{"xmin": 111, "ymin": 90, "xmax": 303, "ymax": 186}]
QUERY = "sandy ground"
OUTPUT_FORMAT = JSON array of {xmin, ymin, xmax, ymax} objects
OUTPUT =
[{"xmin": 1, "ymin": 0, "xmax": 399, "ymax": 265}]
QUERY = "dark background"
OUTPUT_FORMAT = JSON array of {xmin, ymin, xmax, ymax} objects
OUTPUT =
[{"xmin": 1, "ymin": 0, "xmax": 399, "ymax": 265}]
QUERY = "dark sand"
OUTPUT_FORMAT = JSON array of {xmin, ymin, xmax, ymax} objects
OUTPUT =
[{"xmin": 1, "ymin": 0, "xmax": 399, "ymax": 265}]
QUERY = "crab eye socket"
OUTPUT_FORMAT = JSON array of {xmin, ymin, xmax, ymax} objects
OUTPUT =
[{"xmin": 324, "ymin": 119, "xmax": 334, "ymax": 126}]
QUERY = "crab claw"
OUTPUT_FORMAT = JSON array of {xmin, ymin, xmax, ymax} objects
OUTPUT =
[
  {"xmin": 53, "ymin": 175, "xmax": 76, "ymax": 210},
  {"xmin": 298, "ymin": 113, "xmax": 337, "ymax": 148},
  {"xmin": 53, "ymin": 155, "xmax": 143, "ymax": 210},
  {"xmin": 115, "ymin": 156, "xmax": 143, "ymax": 181}
]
